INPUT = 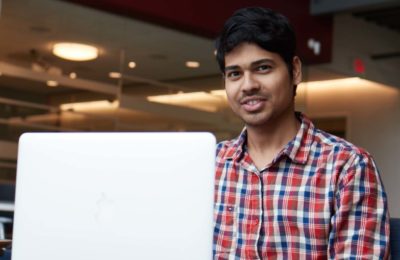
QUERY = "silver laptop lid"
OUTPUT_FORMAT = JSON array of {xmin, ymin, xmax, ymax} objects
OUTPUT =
[{"xmin": 13, "ymin": 132, "xmax": 215, "ymax": 260}]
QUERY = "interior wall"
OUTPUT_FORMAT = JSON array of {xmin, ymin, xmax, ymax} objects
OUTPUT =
[
  {"xmin": 296, "ymin": 80, "xmax": 400, "ymax": 217},
  {"xmin": 320, "ymin": 13, "xmax": 400, "ymax": 89}
]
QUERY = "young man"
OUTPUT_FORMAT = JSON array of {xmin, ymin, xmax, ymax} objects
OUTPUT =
[{"xmin": 214, "ymin": 7, "xmax": 390, "ymax": 259}]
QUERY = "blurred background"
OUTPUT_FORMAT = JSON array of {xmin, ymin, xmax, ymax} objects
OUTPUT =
[{"xmin": 0, "ymin": 0, "xmax": 399, "ymax": 238}]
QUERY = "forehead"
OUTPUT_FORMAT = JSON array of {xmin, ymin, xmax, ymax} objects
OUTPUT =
[{"xmin": 224, "ymin": 43, "xmax": 282, "ymax": 68}]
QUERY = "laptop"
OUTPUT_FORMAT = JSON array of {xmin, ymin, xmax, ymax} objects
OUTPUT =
[{"xmin": 12, "ymin": 132, "xmax": 216, "ymax": 260}]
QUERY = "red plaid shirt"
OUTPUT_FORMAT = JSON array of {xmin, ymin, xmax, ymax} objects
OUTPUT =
[{"xmin": 214, "ymin": 113, "xmax": 390, "ymax": 259}]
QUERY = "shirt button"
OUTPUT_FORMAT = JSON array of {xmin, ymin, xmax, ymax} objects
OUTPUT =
[{"xmin": 253, "ymin": 219, "xmax": 259, "ymax": 225}]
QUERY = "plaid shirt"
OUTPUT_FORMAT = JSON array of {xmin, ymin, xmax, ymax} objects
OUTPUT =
[{"xmin": 214, "ymin": 113, "xmax": 390, "ymax": 259}]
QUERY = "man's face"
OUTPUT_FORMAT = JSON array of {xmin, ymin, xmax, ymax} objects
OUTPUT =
[{"xmin": 224, "ymin": 43, "xmax": 301, "ymax": 128}]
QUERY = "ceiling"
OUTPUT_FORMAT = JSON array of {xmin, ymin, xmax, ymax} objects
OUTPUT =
[
  {"xmin": 0, "ymin": 0, "xmax": 220, "ymax": 88},
  {"xmin": 354, "ymin": 6, "xmax": 400, "ymax": 61},
  {"xmin": 310, "ymin": 0, "xmax": 400, "ymax": 65},
  {"xmin": 354, "ymin": 6, "xmax": 400, "ymax": 33}
]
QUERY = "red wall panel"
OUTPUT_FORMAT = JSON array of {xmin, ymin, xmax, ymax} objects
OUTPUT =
[{"xmin": 64, "ymin": 0, "xmax": 333, "ymax": 64}]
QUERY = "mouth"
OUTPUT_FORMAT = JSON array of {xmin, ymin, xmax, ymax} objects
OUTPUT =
[{"xmin": 240, "ymin": 96, "xmax": 267, "ymax": 112}]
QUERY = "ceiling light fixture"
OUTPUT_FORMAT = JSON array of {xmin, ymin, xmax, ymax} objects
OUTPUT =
[
  {"xmin": 69, "ymin": 72, "xmax": 77, "ymax": 79},
  {"xmin": 60, "ymin": 100, "xmax": 119, "ymax": 111},
  {"xmin": 46, "ymin": 80, "xmax": 58, "ymax": 87},
  {"xmin": 298, "ymin": 77, "xmax": 362, "ymax": 88},
  {"xmin": 109, "ymin": 72, "xmax": 122, "ymax": 79},
  {"xmin": 147, "ymin": 91, "xmax": 220, "ymax": 112},
  {"xmin": 128, "ymin": 61, "xmax": 136, "ymax": 68},
  {"xmin": 52, "ymin": 42, "xmax": 98, "ymax": 61},
  {"xmin": 185, "ymin": 61, "xmax": 200, "ymax": 68}
]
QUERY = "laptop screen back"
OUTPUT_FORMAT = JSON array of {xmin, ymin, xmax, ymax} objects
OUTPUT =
[{"xmin": 13, "ymin": 132, "xmax": 215, "ymax": 260}]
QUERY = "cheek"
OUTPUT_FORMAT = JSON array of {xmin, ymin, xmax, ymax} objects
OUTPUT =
[
  {"xmin": 273, "ymin": 77, "xmax": 293, "ymax": 98},
  {"xmin": 226, "ymin": 94, "xmax": 238, "ymax": 111},
  {"xmin": 225, "ymin": 89, "xmax": 241, "ymax": 113},
  {"xmin": 225, "ymin": 84, "xmax": 239, "ymax": 102},
  {"xmin": 267, "ymin": 83, "xmax": 293, "ymax": 108}
]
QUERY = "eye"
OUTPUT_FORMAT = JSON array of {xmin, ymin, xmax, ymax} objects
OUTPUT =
[
  {"xmin": 225, "ymin": 71, "xmax": 241, "ymax": 80},
  {"xmin": 256, "ymin": 65, "xmax": 271, "ymax": 72}
]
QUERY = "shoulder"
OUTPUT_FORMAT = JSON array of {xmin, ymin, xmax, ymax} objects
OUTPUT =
[
  {"xmin": 310, "ymin": 129, "xmax": 384, "ymax": 195},
  {"xmin": 299, "ymin": 113, "xmax": 369, "ymax": 161},
  {"xmin": 314, "ymin": 128, "xmax": 370, "ymax": 158},
  {"xmin": 215, "ymin": 128, "xmax": 246, "ymax": 162},
  {"xmin": 296, "ymin": 113, "xmax": 371, "ymax": 167},
  {"xmin": 216, "ymin": 138, "xmax": 237, "ymax": 160},
  {"xmin": 312, "ymin": 128, "xmax": 377, "ymax": 175}
]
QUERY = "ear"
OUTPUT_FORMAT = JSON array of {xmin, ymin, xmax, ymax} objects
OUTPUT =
[{"xmin": 292, "ymin": 56, "xmax": 302, "ymax": 85}]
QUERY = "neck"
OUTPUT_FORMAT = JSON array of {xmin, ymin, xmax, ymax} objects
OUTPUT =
[{"xmin": 246, "ymin": 111, "xmax": 300, "ymax": 169}]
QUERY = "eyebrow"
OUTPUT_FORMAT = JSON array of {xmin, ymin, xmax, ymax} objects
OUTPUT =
[{"xmin": 224, "ymin": 58, "xmax": 274, "ymax": 72}]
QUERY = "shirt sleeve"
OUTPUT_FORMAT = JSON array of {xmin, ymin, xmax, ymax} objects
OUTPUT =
[{"xmin": 328, "ymin": 152, "xmax": 390, "ymax": 259}]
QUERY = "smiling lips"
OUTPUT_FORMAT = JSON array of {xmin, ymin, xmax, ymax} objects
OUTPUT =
[{"xmin": 240, "ymin": 96, "xmax": 267, "ymax": 112}]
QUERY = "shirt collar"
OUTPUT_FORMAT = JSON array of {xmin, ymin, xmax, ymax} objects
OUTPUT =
[
  {"xmin": 224, "ymin": 127, "xmax": 247, "ymax": 161},
  {"xmin": 282, "ymin": 112, "xmax": 315, "ymax": 164},
  {"xmin": 223, "ymin": 112, "xmax": 316, "ymax": 165}
]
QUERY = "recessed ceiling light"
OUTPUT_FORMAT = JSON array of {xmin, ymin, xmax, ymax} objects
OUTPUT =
[
  {"xmin": 47, "ymin": 80, "xmax": 58, "ymax": 87},
  {"xmin": 52, "ymin": 42, "xmax": 98, "ymax": 61},
  {"xmin": 60, "ymin": 100, "xmax": 119, "ymax": 111},
  {"xmin": 69, "ymin": 72, "xmax": 77, "ymax": 79},
  {"xmin": 128, "ymin": 61, "xmax": 136, "ymax": 68},
  {"xmin": 185, "ymin": 61, "xmax": 200, "ymax": 68},
  {"xmin": 109, "ymin": 72, "xmax": 121, "ymax": 79}
]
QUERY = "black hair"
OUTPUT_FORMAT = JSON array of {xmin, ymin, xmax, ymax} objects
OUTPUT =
[{"xmin": 215, "ymin": 7, "xmax": 297, "ymax": 77}]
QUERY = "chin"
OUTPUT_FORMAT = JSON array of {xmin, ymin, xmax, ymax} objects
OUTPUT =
[
  {"xmin": 232, "ymin": 107, "xmax": 275, "ymax": 127},
  {"xmin": 242, "ymin": 114, "xmax": 272, "ymax": 127},
  {"xmin": 244, "ymin": 121, "xmax": 270, "ymax": 128}
]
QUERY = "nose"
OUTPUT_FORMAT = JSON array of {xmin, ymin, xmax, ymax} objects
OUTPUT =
[{"xmin": 241, "ymin": 71, "xmax": 260, "ymax": 93}]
